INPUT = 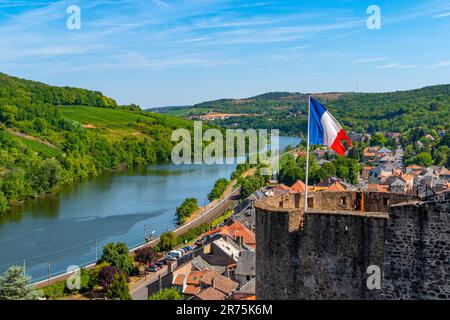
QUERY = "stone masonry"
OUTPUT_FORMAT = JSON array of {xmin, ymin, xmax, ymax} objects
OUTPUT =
[{"xmin": 254, "ymin": 191, "xmax": 449, "ymax": 300}]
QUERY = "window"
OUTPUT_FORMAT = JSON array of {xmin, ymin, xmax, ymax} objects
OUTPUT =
[
  {"xmin": 340, "ymin": 197, "xmax": 347, "ymax": 205},
  {"xmin": 383, "ymin": 198, "xmax": 389, "ymax": 206}
]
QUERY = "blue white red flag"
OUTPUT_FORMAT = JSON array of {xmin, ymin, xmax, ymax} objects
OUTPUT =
[{"xmin": 309, "ymin": 97, "xmax": 351, "ymax": 156}]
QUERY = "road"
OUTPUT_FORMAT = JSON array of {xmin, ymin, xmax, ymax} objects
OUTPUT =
[{"xmin": 130, "ymin": 187, "xmax": 241, "ymax": 300}]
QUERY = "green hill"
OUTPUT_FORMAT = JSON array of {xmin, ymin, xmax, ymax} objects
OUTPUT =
[
  {"xmin": 0, "ymin": 73, "xmax": 195, "ymax": 214},
  {"xmin": 152, "ymin": 85, "xmax": 450, "ymax": 136}
]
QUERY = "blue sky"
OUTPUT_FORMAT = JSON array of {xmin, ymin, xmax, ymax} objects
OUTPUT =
[{"xmin": 1, "ymin": 0, "xmax": 450, "ymax": 107}]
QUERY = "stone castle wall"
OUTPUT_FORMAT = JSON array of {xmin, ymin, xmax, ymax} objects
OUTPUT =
[
  {"xmin": 255, "ymin": 191, "xmax": 449, "ymax": 300},
  {"xmin": 382, "ymin": 198, "xmax": 450, "ymax": 299}
]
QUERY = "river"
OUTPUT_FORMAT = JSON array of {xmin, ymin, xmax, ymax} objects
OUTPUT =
[{"xmin": 0, "ymin": 136, "xmax": 300, "ymax": 282}]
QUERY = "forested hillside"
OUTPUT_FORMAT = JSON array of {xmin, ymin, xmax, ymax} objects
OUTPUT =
[
  {"xmin": 0, "ymin": 73, "xmax": 195, "ymax": 214},
  {"xmin": 153, "ymin": 85, "xmax": 450, "ymax": 136}
]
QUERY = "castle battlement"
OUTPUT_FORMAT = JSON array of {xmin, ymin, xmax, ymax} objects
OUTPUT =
[{"xmin": 254, "ymin": 191, "xmax": 449, "ymax": 300}]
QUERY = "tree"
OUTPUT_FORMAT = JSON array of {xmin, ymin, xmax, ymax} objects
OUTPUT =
[
  {"xmin": 413, "ymin": 152, "xmax": 433, "ymax": 167},
  {"xmin": 0, "ymin": 266, "xmax": 42, "ymax": 300},
  {"xmin": 318, "ymin": 162, "xmax": 336, "ymax": 181},
  {"xmin": 107, "ymin": 273, "xmax": 131, "ymax": 300},
  {"xmin": 0, "ymin": 191, "xmax": 8, "ymax": 213},
  {"xmin": 134, "ymin": 246, "xmax": 155, "ymax": 264},
  {"xmin": 159, "ymin": 232, "xmax": 176, "ymax": 252},
  {"xmin": 370, "ymin": 133, "xmax": 387, "ymax": 147},
  {"xmin": 208, "ymin": 178, "xmax": 230, "ymax": 201},
  {"xmin": 176, "ymin": 198, "xmax": 199, "ymax": 224},
  {"xmin": 98, "ymin": 265, "xmax": 119, "ymax": 292},
  {"xmin": 98, "ymin": 242, "xmax": 133, "ymax": 274},
  {"xmin": 148, "ymin": 287, "xmax": 184, "ymax": 300}
]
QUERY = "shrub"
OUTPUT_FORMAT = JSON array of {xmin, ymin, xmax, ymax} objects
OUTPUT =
[
  {"xmin": 159, "ymin": 232, "xmax": 176, "ymax": 252},
  {"xmin": 208, "ymin": 178, "xmax": 230, "ymax": 201},
  {"xmin": 98, "ymin": 265, "xmax": 119, "ymax": 292},
  {"xmin": 107, "ymin": 273, "xmax": 131, "ymax": 300},
  {"xmin": 149, "ymin": 287, "xmax": 183, "ymax": 300},
  {"xmin": 134, "ymin": 246, "xmax": 155, "ymax": 264},
  {"xmin": 176, "ymin": 198, "xmax": 199, "ymax": 224}
]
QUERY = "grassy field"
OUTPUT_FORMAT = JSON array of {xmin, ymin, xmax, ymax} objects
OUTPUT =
[
  {"xmin": 163, "ymin": 107, "xmax": 212, "ymax": 117},
  {"xmin": 58, "ymin": 106, "xmax": 145, "ymax": 133},
  {"xmin": 0, "ymin": 130, "xmax": 61, "ymax": 158},
  {"xmin": 58, "ymin": 106, "xmax": 193, "ymax": 137}
]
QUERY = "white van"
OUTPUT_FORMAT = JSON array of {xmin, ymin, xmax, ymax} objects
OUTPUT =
[{"xmin": 168, "ymin": 250, "xmax": 183, "ymax": 259}]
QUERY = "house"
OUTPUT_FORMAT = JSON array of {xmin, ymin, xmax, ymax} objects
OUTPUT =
[
  {"xmin": 389, "ymin": 177, "xmax": 407, "ymax": 194},
  {"xmin": 326, "ymin": 181, "xmax": 347, "ymax": 192},
  {"xmin": 289, "ymin": 180, "xmax": 306, "ymax": 194},
  {"xmin": 181, "ymin": 269, "xmax": 239, "ymax": 300},
  {"xmin": 229, "ymin": 278, "xmax": 255, "ymax": 300},
  {"xmin": 406, "ymin": 164, "xmax": 423, "ymax": 175},
  {"xmin": 195, "ymin": 287, "xmax": 226, "ymax": 300},
  {"xmin": 378, "ymin": 155, "xmax": 395, "ymax": 165},
  {"xmin": 367, "ymin": 184, "xmax": 389, "ymax": 193},
  {"xmin": 203, "ymin": 221, "xmax": 256, "ymax": 250},
  {"xmin": 234, "ymin": 251, "xmax": 255, "ymax": 285},
  {"xmin": 273, "ymin": 184, "xmax": 290, "ymax": 196},
  {"xmin": 376, "ymin": 147, "xmax": 393, "ymax": 158},
  {"xmin": 385, "ymin": 132, "xmax": 401, "ymax": 142},
  {"xmin": 363, "ymin": 146, "xmax": 380, "ymax": 163},
  {"xmin": 369, "ymin": 165, "xmax": 395, "ymax": 183},
  {"xmin": 204, "ymin": 237, "xmax": 241, "ymax": 267},
  {"xmin": 361, "ymin": 166, "xmax": 373, "ymax": 180}
]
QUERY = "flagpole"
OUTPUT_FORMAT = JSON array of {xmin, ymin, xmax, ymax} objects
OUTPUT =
[{"xmin": 304, "ymin": 94, "xmax": 311, "ymax": 213}]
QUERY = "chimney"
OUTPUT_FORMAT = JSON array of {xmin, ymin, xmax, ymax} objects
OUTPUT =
[{"xmin": 211, "ymin": 278, "xmax": 216, "ymax": 288}]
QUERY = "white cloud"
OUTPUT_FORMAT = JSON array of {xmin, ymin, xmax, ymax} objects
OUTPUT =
[
  {"xmin": 433, "ymin": 11, "xmax": 450, "ymax": 18},
  {"xmin": 429, "ymin": 60, "xmax": 450, "ymax": 68},
  {"xmin": 377, "ymin": 63, "xmax": 417, "ymax": 69}
]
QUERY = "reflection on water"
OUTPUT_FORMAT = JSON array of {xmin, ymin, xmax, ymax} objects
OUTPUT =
[{"xmin": 0, "ymin": 136, "xmax": 300, "ymax": 282}]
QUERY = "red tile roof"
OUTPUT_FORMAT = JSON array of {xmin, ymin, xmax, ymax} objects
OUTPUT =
[
  {"xmin": 289, "ymin": 180, "xmax": 306, "ymax": 193},
  {"xmin": 196, "ymin": 287, "xmax": 226, "ymax": 300},
  {"xmin": 183, "ymin": 285, "xmax": 201, "ymax": 296}
]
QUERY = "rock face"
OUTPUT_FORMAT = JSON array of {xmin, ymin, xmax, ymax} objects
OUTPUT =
[{"xmin": 255, "ymin": 191, "xmax": 449, "ymax": 300}]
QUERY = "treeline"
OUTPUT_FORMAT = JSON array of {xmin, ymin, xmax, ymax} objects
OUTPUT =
[
  {"xmin": 157, "ymin": 85, "xmax": 450, "ymax": 138},
  {"xmin": 0, "ymin": 72, "xmax": 117, "ymax": 108},
  {"xmin": 207, "ymin": 178, "xmax": 230, "ymax": 201},
  {"xmin": 0, "ymin": 73, "xmax": 195, "ymax": 214},
  {"xmin": 279, "ymin": 154, "xmax": 359, "ymax": 186}
]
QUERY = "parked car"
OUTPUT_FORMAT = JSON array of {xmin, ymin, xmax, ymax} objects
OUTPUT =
[
  {"xmin": 156, "ymin": 261, "xmax": 164, "ymax": 267},
  {"xmin": 168, "ymin": 250, "xmax": 183, "ymax": 259},
  {"xmin": 166, "ymin": 254, "xmax": 178, "ymax": 261},
  {"xmin": 149, "ymin": 265, "xmax": 159, "ymax": 272}
]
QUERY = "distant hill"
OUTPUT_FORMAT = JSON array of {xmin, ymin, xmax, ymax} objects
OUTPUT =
[{"xmin": 150, "ymin": 85, "xmax": 450, "ymax": 135}]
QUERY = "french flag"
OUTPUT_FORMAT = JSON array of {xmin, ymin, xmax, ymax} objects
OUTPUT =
[{"xmin": 309, "ymin": 97, "xmax": 351, "ymax": 156}]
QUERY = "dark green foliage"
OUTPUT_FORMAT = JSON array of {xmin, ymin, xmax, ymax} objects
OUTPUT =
[
  {"xmin": 0, "ymin": 73, "xmax": 198, "ymax": 215},
  {"xmin": 175, "ymin": 223, "xmax": 210, "ymax": 246},
  {"xmin": 239, "ymin": 173, "xmax": 267, "ymax": 200},
  {"xmin": 107, "ymin": 273, "xmax": 131, "ymax": 300},
  {"xmin": 98, "ymin": 243, "xmax": 133, "ymax": 274},
  {"xmin": 0, "ymin": 266, "xmax": 42, "ymax": 300},
  {"xmin": 176, "ymin": 198, "xmax": 199, "ymax": 224},
  {"xmin": 208, "ymin": 178, "xmax": 230, "ymax": 201}
]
